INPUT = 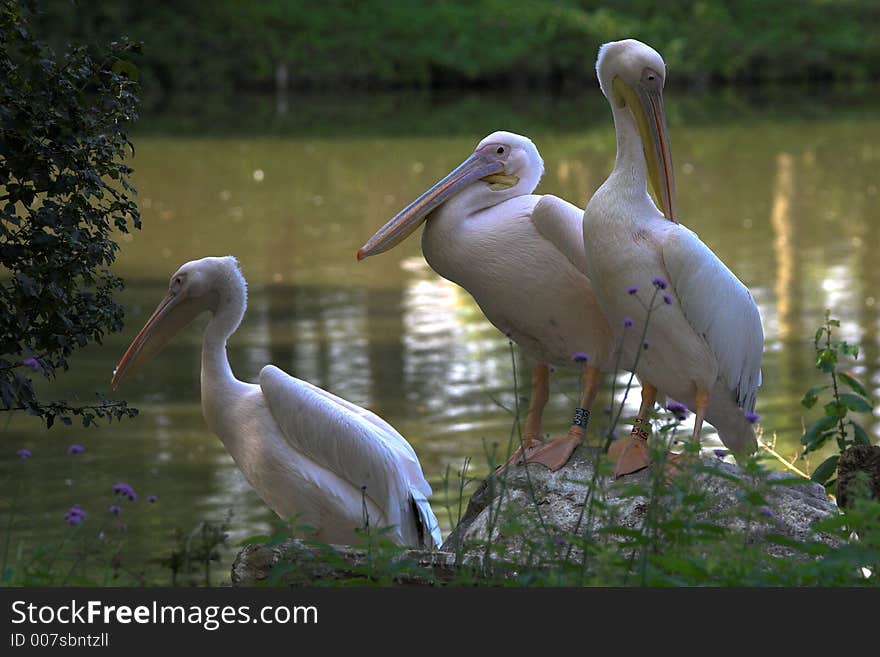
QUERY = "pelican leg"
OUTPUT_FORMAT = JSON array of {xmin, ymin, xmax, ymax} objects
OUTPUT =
[
  {"xmin": 525, "ymin": 365, "xmax": 601, "ymax": 471},
  {"xmin": 608, "ymin": 382, "xmax": 657, "ymax": 477},
  {"xmin": 497, "ymin": 363, "xmax": 550, "ymax": 470},
  {"xmin": 665, "ymin": 388, "xmax": 709, "ymax": 477}
]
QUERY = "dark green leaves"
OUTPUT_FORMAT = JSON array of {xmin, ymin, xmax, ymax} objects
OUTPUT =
[
  {"xmin": 810, "ymin": 455, "xmax": 839, "ymax": 486},
  {"xmin": 851, "ymin": 421, "xmax": 871, "ymax": 446},
  {"xmin": 800, "ymin": 310, "xmax": 875, "ymax": 484},
  {"xmin": 801, "ymin": 415, "xmax": 837, "ymax": 454},
  {"xmin": 838, "ymin": 371, "xmax": 868, "ymax": 397},
  {"xmin": 815, "ymin": 347, "xmax": 837, "ymax": 373},
  {"xmin": 838, "ymin": 393, "xmax": 872, "ymax": 414},
  {"xmin": 0, "ymin": 3, "xmax": 141, "ymax": 427},
  {"xmin": 111, "ymin": 59, "xmax": 139, "ymax": 81},
  {"xmin": 801, "ymin": 385, "xmax": 829, "ymax": 409}
]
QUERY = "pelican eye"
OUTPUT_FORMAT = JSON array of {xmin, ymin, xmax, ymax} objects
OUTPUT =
[{"xmin": 497, "ymin": 147, "xmax": 504, "ymax": 154}]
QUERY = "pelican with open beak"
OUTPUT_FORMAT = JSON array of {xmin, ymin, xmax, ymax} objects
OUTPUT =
[
  {"xmin": 359, "ymin": 131, "xmax": 615, "ymax": 471},
  {"xmin": 583, "ymin": 39, "xmax": 763, "ymax": 476}
]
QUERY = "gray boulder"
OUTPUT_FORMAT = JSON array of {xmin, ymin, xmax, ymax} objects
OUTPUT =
[
  {"xmin": 231, "ymin": 444, "xmax": 841, "ymax": 585},
  {"xmin": 442, "ymin": 445, "xmax": 841, "ymax": 561}
]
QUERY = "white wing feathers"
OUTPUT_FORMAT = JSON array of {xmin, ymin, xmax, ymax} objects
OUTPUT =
[
  {"xmin": 258, "ymin": 365, "xmax": 431, "ymax": 534},
  {"xmin": 530, "ymin": 195, "xmax": 590, "ymax": 276},
  {"xmin": 285, "ymin": 371, "xmax": 431, "ymax": 496},
  {"xmin": 411, "ymin": 489, "xmax": 443, "ymax": 548},
  {"xmin": 661, "ymin": 228, "xmax": 763, "ymax": 411}
]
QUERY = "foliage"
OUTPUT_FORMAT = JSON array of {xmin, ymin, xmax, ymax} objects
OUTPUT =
[
  {"xmin": 157, "ymin": 516, "xmax": 231, "ymax": 587},
  {"xmin": 240, "ymin": 447, "xmax": 879, "ymax": 588},
  {"xmin": 0, "ymin": 0, "xmax": 141, "ymax": 427},
  {"xmin": 32, "ymin": 0, "xmax": 880, "ymax": 95},
  {"xmin": 800, "ymin": 310, "xmax": 875, "ymax": 488}
]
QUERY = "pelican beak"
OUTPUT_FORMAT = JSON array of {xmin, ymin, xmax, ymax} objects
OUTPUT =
[
  {"xmin": 612, "ymin": 74, "xmax": 677, "ymax": 222},
  {"xmin": 111, "ymin": 290, "xmax": 207, "ymax": 390},
  {"xmin": 357, "ymin": 151, "xmax": 512, "ymax": 260}
]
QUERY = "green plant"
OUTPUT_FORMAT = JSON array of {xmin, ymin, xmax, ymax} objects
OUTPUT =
[
  {"xmin": 800, "ymin": 309, "xmax": 875, "ymax": 487},
  {"xmin": 159, "ymin": 515, "xmax": 231, "ymax": 587},
  {"xmin": 0, "ymin": 0, "xmax": 141, "ymax": 428}
]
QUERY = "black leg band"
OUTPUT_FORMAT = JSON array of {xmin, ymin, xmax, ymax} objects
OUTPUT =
[{"xmin": 572, "ymin": 407, "xmax": 590, "ymax": 428}]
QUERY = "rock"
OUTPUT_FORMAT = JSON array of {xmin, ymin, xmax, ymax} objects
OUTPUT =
[
  {"xmin": 836, "ymin": 445, "xmax": 880, "ymax": 509},
  {"xmin": 231, "ymin": 539, "xmax": 480, "ymax": 587},
  {"xmin": 441, "ymin": 445, "xmax": 841, "ymax": 561},
  {"xmin": 231, "ymin": 445, "xmax": 843, "ymax": 585}
]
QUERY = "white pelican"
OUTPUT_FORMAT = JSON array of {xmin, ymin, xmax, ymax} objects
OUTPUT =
[
  {"xmin": 583, "ymin": 39, "xmax": 763, "ymax": 475},
  {"xmin": 358, "ymin": 132, "xmax": 614, "ymax": 471},
  {"xmin": 111, "ymin": 256, "xmax": 442, "ymax": 548}
]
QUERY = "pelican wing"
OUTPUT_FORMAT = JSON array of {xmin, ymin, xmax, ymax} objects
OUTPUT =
[
  {"xmin": 530, "ymin": 195, "xmax": 590, "ymax": 276},
  {"xmin": 661, "ymin": 228, "xmax": 763, "ymax": 411},
  {"xmin": 258, "ymin": 365, "xmax": 431, "ymax": 534},
  {"xmin": 292, "ymin": 374, "xmax": 430, "ymax": 495}
]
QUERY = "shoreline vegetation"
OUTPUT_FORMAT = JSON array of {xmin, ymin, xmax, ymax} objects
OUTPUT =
[
  {"xmin": 132, "ymin": 83, "xmax": 880, "ymax": 138},
  {"xmin": 36, "ymin": 1, "xmax": 880, "ymax": 95}
]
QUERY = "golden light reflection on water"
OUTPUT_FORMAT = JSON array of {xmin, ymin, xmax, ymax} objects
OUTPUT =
[{"xmin": 2, "ymin": 97, "xmax": 879, "ymax": 582}]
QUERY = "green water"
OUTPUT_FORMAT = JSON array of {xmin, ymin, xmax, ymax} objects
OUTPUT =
[{"xmin": 2, "ymin": 89, "xmax": 879, "ymax": 584}]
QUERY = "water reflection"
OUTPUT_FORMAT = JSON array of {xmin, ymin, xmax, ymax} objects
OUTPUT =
[{"xmin": 2, "ymin": 91, "xmax": 879, "ymax": 583}]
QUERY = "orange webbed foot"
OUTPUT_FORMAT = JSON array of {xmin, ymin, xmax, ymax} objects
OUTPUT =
[
  {"xmin": 608, "ymin": 435, "xmax": 651, "ymax": 477},
  {"xmin": 523, "ymin": 427, "xmax": 584, "ymax": 471}
]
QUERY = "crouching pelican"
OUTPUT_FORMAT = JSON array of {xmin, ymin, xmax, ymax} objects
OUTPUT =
[
  {"xmin": 358, "ymin": 132, "xmax": 615, "ymax": 471},
  {"xmin": 111, "ymin": 256, "xmax": 441, "ymax": 548},
  {"xmin": 583, "ymin": 40, "xmax": 763, "ymax": 476}
]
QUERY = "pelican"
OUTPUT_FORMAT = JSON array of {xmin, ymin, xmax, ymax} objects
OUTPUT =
[
  {"xmin": 111, "ymin": 256, "xmax": 441, "ymax": 548},
  {"xmin": 583, "ymin": 39, "xmax": 763, "ymax": 476},
  {"xmin": 358, "ymin": 132, "xmax": 614, "ymax": 471}
]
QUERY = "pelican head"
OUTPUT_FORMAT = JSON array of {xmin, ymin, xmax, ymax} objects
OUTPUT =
[
  {"xmin": 111, "ymin": 256, "xmax": 246, "ymax": 389},
  {"xmin": 596, "ymin": 39, "xmax": 677, "ymax": 222},
  {"xmin": 356, "ymin": 131, "xmax": 544, "ymax": 260}
]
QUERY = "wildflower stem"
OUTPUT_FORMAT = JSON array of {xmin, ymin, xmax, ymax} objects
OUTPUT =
[
  {"xmin": 823, "ymin": 315, "xmax": 848, "ymax": 450},
  {"xmin": 758, "ymin": 440, "xmax": 810, "ymax": 479},
  {"xmin": 604, "ymin": 288, "xmax": 662, "ymax": 452}
]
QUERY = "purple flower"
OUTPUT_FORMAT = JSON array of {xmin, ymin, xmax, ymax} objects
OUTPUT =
[
  {"xmin": 627, "ymin": 286, "xmax": 638, "ymax": 295},
  {"xmin": 109, "ymin": 504, "xmax": 122, "ymax": 516},
  {"xmin": 16, "ymin": 448, "xmax": 32, "ymax": 460},
  {"xmin": 666, "ymin": 401, "xmax": 689, "ymax": 420},
  {"xmin": 758, "ymin": 507, "xmax": 774, "ymax": 518},
  {"xmin": 643, "ymin": 340, "xmax": 650, "ymax": 350},
  {"xmin": 623, "ymin": 316, "xmax": 634, "ymax": 328},
  {"xmin": 663, "ymin": 294, "xmax": 673, "ymax": 305},
  {"xmin": 713, "ymin": 449, "xmax": 729, "ymax": 459},
  {"xmin": 652, "ymin": 277, "xmax": 668, "ymax": 290},
  {"xmin": 571, "ymin": 352, "xmax": 589, "ymax": 363},
  {"xmin": 147, "ymin": 495, "xmax": 157, "ymax": 504},
  {"xmin": 64, "ymin": 505, "xmax": 86, "ymax": 526},
  {"xmin": 21, "ymin": 357, "xmax": 41, "ymax": 372},
  {"xmin": 113, "ymin": 483, "xmax": 137, "ymax": 502},
  {"xmin": 66, "ymin": 444, "xmax": 85, "ymax": 456},
  {"xmin": 744, "ymin": 412, "xmax": 760, "ymax": 424}
]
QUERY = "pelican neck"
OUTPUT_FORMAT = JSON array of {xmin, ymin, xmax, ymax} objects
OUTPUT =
[
  {"xmin": 201, "ymin": 292, "xmax": 246, "ymax": 394},
  {"xmin": 608, "ymin": 104, "xmax": 649, "ymax": 192}
]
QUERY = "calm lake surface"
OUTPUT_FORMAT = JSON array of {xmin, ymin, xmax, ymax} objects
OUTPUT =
[{"xmin": 3, "ymin": 88, "xmax": 879, "ymax": 584}]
